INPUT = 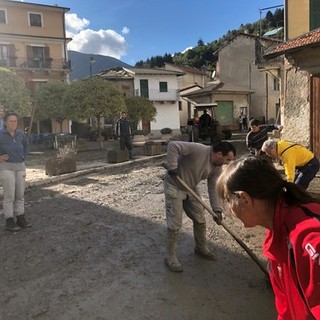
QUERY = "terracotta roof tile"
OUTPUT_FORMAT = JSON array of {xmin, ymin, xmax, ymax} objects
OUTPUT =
[{"xmin": 265, "ymin": 27, "xmax": 320, "ymax": 59}]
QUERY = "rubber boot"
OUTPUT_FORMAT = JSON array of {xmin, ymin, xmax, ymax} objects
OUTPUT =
[
  {"xmin": 16, "ymin": 214, "xmax": 32, "ymax": 228},
  {"xmin": 5, "ymin": 218, "xmax": 21, "ymax": 232},
  {"xmin": 193, "ymin": 222, "xmax": 216, "ymax": 261},
  {"xmin": 164, "ymin": 228, "xmax": 183, "ymax": 272}
]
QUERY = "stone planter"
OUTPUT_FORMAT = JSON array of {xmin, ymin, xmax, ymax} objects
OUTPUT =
[
  {"xmin": 45, "ymin": 157, "xmax": 77, "ymax": 176},
  {"xmin": 107, "ymin": 148, "xmax": 129, "ymax": 163},
  {"xmin": 144, "ymin": 141, "xmax": 162, "ymax": 156}
]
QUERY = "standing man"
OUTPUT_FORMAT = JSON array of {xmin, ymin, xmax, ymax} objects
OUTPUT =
[
  {"xmin": 115, "ymin": 112, "xmax": 134, "ymax": 160},
  {"xmin": 262, "ymin": 139, "xmax": 320, "ymax": 190},
  {"xmin": 246, "ymin": 118, "xmax": 283, "ymax": 155},
  {"xmin": 163, "ymin": 140, "xmax": 236, "ymax": 272}
]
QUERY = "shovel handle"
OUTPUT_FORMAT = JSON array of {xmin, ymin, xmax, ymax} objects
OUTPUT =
[{"xmin": 175, "ymin": 176, "xmax": 268, "ymax": 276}]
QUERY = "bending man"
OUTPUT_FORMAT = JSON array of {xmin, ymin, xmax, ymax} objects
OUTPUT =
[
  {"xmin": 262, "ymin": 139, "xmax": 319, "ymax": 189},
  {"xmin": 163, "ymin": 140, "xmax": 236, "ymax": 272}
]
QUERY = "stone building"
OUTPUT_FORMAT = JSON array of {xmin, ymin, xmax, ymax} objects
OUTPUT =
[{"xmin": 264, "ymin": 0, "xmax": 320, "ymax": 157}]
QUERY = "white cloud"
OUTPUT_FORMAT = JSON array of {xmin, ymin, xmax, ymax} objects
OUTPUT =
[
  {"xmin": 122, "ymin": 27, "xmax": 130, "ymax": 35},
  {"xmin": 65, "ymin": 13, "xmax": 89, "ymax": 35},
  {"xmin": 65, "ymin": 13, "xmax": 128, "ymax": 59}
]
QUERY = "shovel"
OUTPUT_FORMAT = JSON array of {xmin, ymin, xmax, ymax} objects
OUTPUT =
[{"xmin": 175, "ymin": 175, "xmax": 269, "ymax": 276}]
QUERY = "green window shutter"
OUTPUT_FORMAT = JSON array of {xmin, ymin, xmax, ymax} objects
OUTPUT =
[
  {"xmin": 310, "ymin": 0, "xmax": 320, "ymax": 30},
  {"xmin": 159, "ymin": 81, "xmax": 168, "ymax": 92},
  {"xmin": 140, "ymin": 79, "xmax": 149, "ymax": 98}
]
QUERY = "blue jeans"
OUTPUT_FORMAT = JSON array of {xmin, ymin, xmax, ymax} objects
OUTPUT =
[{"xmin": 295, "ymin": 156, "xmax": 320, "ymax": 189}]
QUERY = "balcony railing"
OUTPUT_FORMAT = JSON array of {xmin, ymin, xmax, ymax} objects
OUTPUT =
[
  {"xmin": 0, "ymin": 57, "xmax": 71, "ymax": 71},
  {"xmin": 135, "ymin": 89, "xmax": 180, "ymax": 101}
]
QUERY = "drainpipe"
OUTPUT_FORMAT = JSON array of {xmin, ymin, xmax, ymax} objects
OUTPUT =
[{"xmin": 265, "ymin": 73, "xmax": 269, "ymax": 123}]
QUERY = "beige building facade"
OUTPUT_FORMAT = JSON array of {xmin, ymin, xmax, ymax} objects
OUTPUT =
[
  {"xmin": 285, "ymin": 0, "xmax": 320, "ymax": 39},
  {"xmin": 0, "ymin": 0, "xmax": 70, "ymax": 133}
]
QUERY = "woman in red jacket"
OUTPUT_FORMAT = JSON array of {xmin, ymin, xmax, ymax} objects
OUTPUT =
[{"xmin": 216, "ymin": 156, "xmax": 320, "ymax": 320}]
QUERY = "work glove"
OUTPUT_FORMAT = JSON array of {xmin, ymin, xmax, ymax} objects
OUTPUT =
[
  {"xmin": 213, "ymin": 210, "xmax": 223, "ymax": 225},
  {"xmin": 168, "ymin": 168, "xmax": 178, "ymax": 177}
]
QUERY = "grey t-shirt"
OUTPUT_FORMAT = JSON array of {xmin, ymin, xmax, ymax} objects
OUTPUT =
[{"xmin": 165, "ymin": 141, "xmax": 222, "ymax": 212}]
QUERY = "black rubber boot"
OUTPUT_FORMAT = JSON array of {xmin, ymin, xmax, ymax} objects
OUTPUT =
[
  {"xmin": 16, "ymin": 215, "xmax": 32, "ymax": 228},
  {"xmin": 5, "ymin": 218, "xmax": 21, "ymax": 232}
]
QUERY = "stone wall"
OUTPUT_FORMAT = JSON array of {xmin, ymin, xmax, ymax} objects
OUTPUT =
[{"xmin": 282, "ymin": 64, "xmax": 310, "ymax": 146}]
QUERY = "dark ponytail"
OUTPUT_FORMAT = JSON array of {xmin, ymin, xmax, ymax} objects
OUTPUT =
[{"xmin": 217, "ymin": 156, "xmax": 319, "ymax": 205}]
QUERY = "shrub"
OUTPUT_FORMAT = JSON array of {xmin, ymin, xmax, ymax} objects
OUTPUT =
[
  {"xmin": 160, "ymin": 127, "xmax": 172, "ymax": 134},
  {"xmin": 57, "ymin": 145, "xmax": 77, "ymax": 159}
]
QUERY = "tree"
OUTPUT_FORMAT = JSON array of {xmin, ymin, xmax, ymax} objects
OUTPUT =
[
  {"xmin": 125, "ymin": 96, "xmax": 157, "ymax": 131},
  {"xmin": 34, "ymin": 81, "xmax": 70, "ymax": 132},
  {"xmin": 0, "ymin": 67, "xmax": 31, "ymax": 116},
  {"xmin": 64, "ymin": 77, "xmax": 125, "ymax": 148}
]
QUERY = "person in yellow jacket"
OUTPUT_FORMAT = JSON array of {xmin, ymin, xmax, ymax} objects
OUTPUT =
[{"xmin": 262, "ymin": 139, "xmax": 319, "ymax": 189}]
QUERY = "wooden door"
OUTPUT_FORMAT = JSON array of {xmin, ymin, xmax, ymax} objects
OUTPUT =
[{"xmin": 311, "ymin": 75, "xmax": 320, "ymax": 158}]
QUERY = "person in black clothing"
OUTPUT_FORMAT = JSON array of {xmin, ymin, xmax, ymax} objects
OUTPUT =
[
  {"xmin": 115, "ymin": 112, "xmax": 134, "ymax": 159},
  {"xmin": 246, "ymin": 118, "xmax": 282, "ymax": 156},
  {"xmin": 242, "ymin": 114, "xmax": 248, "ymax": 131},
  {"xmin": 199, "ymin": 110, "xmax": 212, "ymax": 129}
]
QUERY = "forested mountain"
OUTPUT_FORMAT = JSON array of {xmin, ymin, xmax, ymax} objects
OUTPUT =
[
  {"xmin": 68, "ymin": 51, "xmax": 132, "ymax": 80},
  {"xmin": 135, "ymin": 9, "xmax": 284, "ymax": 69}
]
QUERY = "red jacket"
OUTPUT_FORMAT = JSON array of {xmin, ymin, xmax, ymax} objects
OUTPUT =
[{"xmin": 263, "ymin": 200, "xmax": 320, "ymax": 320}]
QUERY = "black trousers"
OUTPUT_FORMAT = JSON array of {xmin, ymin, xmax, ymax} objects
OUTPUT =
[{"xmin": 119, "ymin": 136, "xmax": 133, "ymax": 157}]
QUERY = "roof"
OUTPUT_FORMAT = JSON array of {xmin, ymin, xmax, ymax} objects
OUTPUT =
[
  {"xmin": 0, "ymin": 0, "xmax": 70, "ymax": 11},
  {"xmin": 123, "ymin": 67, "xmax": 184, "ymax": 76},
  {"xmin": 164, "ymin": 63, "xmax": 205, "ymax": 75},
  {"xmin": 213, "ymin": 32, "xmax": 283, "ymax": 56},
  {"xmin": 99, "ymin": 66, "xmax": 184, "ymax": 80},
  {"xmin": 181, "ymin": 82, "xmax": 254, "ymax": 98},
  {"xmin": 263, "ymin": 27, "xmax": 284, "ymax": 37},
  {"xmin": 179, "ymin": 84, "xmax": 203, "ymax": 92},
  {"xmin": 264, "ymin": 27, "xmax": 320, "ymax": 59}
]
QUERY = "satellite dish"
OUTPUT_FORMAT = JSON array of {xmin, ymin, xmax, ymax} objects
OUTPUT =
[{"xmin": 211, "ymin": 70, "xmax": 216, "ymax": 79}]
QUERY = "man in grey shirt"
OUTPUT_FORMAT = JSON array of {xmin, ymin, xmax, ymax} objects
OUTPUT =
[{"xmin": 163, "ymin": 141, "xmax": 236, "ymax": 272}]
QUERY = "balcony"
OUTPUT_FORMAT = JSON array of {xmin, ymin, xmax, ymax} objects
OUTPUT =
[
  {"xmin": 135, "ymin": 89, "xmax": 180, "ymax": 102},
  {"xmin": 0, "ymin": 57, "xmax": 71, "ymax": 71}
]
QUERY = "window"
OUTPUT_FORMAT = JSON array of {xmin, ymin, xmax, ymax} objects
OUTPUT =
[
  {"xmin": 0, "ymin": 9, "xmax": 6, "ymax": 23},
  {"xmin": 29, "ymin": 12, "xmax": 42, "ymax": 27},
  {"xmin": 179, "ymin": 101, "xmax": 182, "ymax": 111},
  {"xmin": 26, "ymin": 45, "xmax": 50, "ymax": 68},
  {"xmin": 310, "ymin": 0, "xmax": 320, "ymax": 30},
  {"xmin": 140, "ymin": 79, "xmax": 149, "ymax": 98},
  {"xmin": 273, "ymin": 78, "xmax": 279, "ymax": 91},
  {"xmin": 0, "ymin": 44, "xmax": 8, "ymax": 60},
  {"xmin": 159, "ymin": 81, "xmax": 168, "ymax": 92}
]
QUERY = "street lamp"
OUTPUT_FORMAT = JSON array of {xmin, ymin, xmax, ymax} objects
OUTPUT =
[{"xmin": 89, "ymin": 56, "xmax": 96, "ymax": 77}]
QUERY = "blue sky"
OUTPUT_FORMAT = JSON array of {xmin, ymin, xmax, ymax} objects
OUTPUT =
[{"xmin": 21, "ymin": 0, "xmax": 283, "ymax": 65}]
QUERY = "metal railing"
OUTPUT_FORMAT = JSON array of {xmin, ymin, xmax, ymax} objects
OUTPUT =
[{"xmin": 0, "ymin": 57, "xmax": 71, "ymax": 70}]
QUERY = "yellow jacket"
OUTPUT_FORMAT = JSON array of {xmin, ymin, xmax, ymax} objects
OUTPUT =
[{"xmin": 277, "ymin": 140, "xmax": 314, "ymax": 182}]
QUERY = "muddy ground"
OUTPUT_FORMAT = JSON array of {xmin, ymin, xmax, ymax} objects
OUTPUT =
[{"xmin": 1, "ymin": 140, "xmax": 319, "ymax": 320}]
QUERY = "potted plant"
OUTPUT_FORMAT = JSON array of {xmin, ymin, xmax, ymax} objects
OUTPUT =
[{"xmin": 45, "ymin": 145, "xmax": 77, "ymax": 176}]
